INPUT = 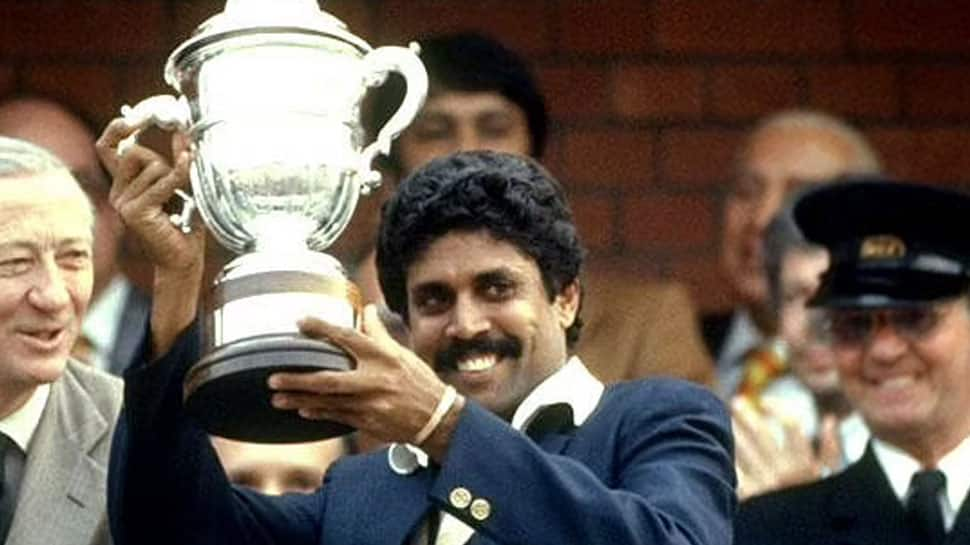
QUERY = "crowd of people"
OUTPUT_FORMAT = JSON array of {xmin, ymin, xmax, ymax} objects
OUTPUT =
[{"xmin": 0, "ymin": 21, "xmax": 968, "ymax": 545}]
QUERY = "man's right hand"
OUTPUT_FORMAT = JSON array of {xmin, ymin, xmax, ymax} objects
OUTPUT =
[{"xmin": 96, "ymin": 119, "xmax": 205, "ymax": 356}]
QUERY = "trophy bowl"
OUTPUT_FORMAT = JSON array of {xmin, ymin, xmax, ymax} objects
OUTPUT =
[{"xmin": 120, "ymin": 0, "xmax": 427, "ymax": 442}]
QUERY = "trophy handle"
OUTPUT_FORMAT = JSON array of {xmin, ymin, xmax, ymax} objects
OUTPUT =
[
  {"xmin": 357, "ymin": 42, "xmax": 429, "ymax": 194},
  {"xmin": 118, "ymin": 95, "xmax": 197, "ymax": 233}
]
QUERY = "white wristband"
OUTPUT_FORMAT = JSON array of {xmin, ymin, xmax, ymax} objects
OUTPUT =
[{"xmin": 412, "ymin": 385, "xmax": 458, "ymax": 446}]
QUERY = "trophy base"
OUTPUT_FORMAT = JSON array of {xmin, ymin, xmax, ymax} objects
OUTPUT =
[{"xmin": 184, "ymin": 334, "xmax": 355, "ymax": 443}]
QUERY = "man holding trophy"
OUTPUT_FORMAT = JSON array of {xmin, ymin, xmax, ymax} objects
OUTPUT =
[{"xmin": 98, "ymin": 2, "xmax": 734, "ymax": 544}]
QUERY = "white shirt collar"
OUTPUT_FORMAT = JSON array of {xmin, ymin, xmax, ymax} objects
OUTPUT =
[
  {"xmin": 510, "ymin": 356, "xmax": 604, "ymax": 432},
  {"xmin": 871, "ymin": 433, "xmax": 970, "ymax": 529},
  {"xmin": 81, "ymin": 274, "xmax": 130, "ymax": 372},
  {"xmin": 0, "ymin": 384, "xmax": 51, "ymax": 452},
  {"xmin": 388, "ymin": 356, "xmax": 605, "ymax": 475}
]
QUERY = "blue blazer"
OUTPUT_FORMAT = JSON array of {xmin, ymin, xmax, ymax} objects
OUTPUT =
[{"xmin": 109, "ymin": 322, "xmax": 736, "ymax": 545}]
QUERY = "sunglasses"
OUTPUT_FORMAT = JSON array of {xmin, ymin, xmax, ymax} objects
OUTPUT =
[{"xmin": 820, "ymin": 302, "xmax": 953, "ymax": 347}]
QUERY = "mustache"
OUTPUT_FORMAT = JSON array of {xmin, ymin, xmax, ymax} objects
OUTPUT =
[{"xmin": 435, "ymin": 335, "xmax": 523, "ymax": 370}]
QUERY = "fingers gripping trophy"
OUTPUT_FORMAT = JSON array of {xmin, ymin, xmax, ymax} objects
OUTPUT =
[{"xmin": 119, "ymin": 0, "xmax": 428, "ymax": 442}]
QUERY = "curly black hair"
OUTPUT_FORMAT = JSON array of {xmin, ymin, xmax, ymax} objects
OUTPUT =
[{"xmin": 376, "ymin": 150, "xmax": 585, "ymax": 348}]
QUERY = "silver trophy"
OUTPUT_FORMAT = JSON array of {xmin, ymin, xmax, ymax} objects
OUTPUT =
[{"xmin": 120, "ymin": 0, "xmax": 427, "ymax": 442}]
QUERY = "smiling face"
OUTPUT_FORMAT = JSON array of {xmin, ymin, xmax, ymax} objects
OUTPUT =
[
  {"xmin": 0, "ymin": 170, "xmax": 93, "ymax": 412},
  {"xmin": 405, "ymin": 230, "xmax": 579, "ymax": 421},
  {"xmin": 397, "ymin": 91, "xmax": 533, "ymax": 176},
  {"xmin": 832, "ymin": 297, "xmax": 970, "ymax": 462}
]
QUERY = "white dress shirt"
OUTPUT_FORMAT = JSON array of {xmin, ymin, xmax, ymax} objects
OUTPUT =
[{"xmin": 872, "ymin": 433, "xmax": 970, "ymax": 531}]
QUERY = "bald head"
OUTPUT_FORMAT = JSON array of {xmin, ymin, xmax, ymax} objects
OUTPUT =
[
  {"xmin": 0, "ymin": 98, "xmax": 108, "ymax": 197},
  {"xmin": 720, "ymin": 109, "xmax": 882, "ymax": 312}
]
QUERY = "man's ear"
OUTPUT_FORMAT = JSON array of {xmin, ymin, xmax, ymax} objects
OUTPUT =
[{"xmin": 554, "ymin": 280, "xmax": 581, "ymax": 330}]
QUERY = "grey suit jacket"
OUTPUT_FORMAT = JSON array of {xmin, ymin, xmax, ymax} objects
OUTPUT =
[{"xmin": 6, "ymin": 360, "xmax": 123, "ymax": 545}]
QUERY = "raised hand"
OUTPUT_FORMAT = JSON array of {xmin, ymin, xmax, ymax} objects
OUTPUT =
[
  {"xmin": 732, "ymin": 396, "xmax": 844, "ymax": 500},
  {"xmin": 96, "ymin": 118, "xmax": 205, "ymax": 355}
]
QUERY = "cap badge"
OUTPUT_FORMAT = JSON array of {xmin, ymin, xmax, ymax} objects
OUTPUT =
[{"xmin": 860, "ymin": 235, "xmax": 906, "ymax": 260}]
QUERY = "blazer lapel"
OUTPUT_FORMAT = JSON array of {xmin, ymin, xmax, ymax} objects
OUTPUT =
[
  {"xmin": 5, "ymin": 370, "xmax": 111, "ymax": 545},
  {"xmin": 829, "ymin": 446, "xmax": 912, "ymax": 545}
]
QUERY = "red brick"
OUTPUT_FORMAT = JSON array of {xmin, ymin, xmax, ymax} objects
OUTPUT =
[
  {"xmin": 556, "ymin": 1, "xmax": 653, "ymax": 55},
  {"xmin": 173, "ymin": 1, "xmax": 375, "ymax": 46},
  {"xmin": 538, "ymin": 65, "xmax": 611, "ymax": 121},
  {"xmin": 659, "ymin": 129, "xmax": 742, "ymax": 189},
  {"xmin": 560, "ymin": 129, "xmax": 654, "ymax": 188},
  {"xmin": 374, "ymin": 1, "xmax": 553, "ymax": 55},
  {"xmin": 0, "ymin": 1, "xmax": 167, "ymax": 58},
  {"xmin": 867, "ymin": 128, "xmax": 970, "ymax": 184},
  {"xmin": 850, "ymin": 1, "xmax": 970, "ymax": 54},
  {"xmin": 709, "ymin": 65, "xmax": 801, "ymax": 121},
  {"xmin": 620, "ymin": 193, "xmax": 717, "ymax": 250},
  {"xmin": 570, "ymin": 192, "xmax": 617, "ymax": 254},
  {"xmin": 903, "ymin": 66, "xmax": 970, "ymax": 120},
  {"xmin": 21, "ymin": 64, "xmax": 119, "ymax": 127},
  {"xmin": 613, "ymin": 65, "xmax": 704, "ymax": 121},
  {"xmin": 117, "ymin": 61, "xmax": 172, "ymax": 112},
  {"xmin": 173, "ymin": 1, "xmax": 226, "ymax": 40},
  {"xmin": 670, "ymin": 254, "xmax": 735, "ymax": 313},
  {"xmin": 655, "ymin": 0, "xmax": 843, "ymax": 56},
  {"xmin": 324, "ymin": 1, "xmax": 377, "ymax": 41},
  {"xmin": 807, "ymin": 64, "xmax": 899, "ymax": 120}
]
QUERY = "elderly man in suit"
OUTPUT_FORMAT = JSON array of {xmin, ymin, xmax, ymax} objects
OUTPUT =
[
  {"xmin": 97, "ymin": 116, "xmax": 735, "ymax": 545},
  {"xmin": 736, "ymin": 179, "xmax": 970, "ymax": 545},
  {"xmin": 0, "ymin": 97, "xmax": 150, "ymax": 376},
  {"xmin": 0, "ymin": 136, "xmax": 122, "ymax": 544}
]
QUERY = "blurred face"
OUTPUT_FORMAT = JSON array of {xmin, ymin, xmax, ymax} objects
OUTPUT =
[
  {"xmin": 777, "ymin": 249, "xmax": 838, "ymax": 395},
  {"xmin": 405, "ymin": 231, "xmax": 578, "ymax": 421},
  {"xmin": 722, "ymin": 126, "xmax": 865, "ymax": 307},
  {"xmin": 0, "ymin": 171, "xmax": 93, "ymax": 410},
  {"xmin": 397, "ymin": 91, "xmax": 532, "ymax": 176},
  {"xmin": 212, "ymin": 437, "xmax": 348, "ymax": 495},
  {"xmin": 829, "ymin": 298, "xmax": 970, "ymax": 458}
]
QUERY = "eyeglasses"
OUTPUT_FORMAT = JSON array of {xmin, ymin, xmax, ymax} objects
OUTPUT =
[{"xmin": 821, "ymin": 302, "xmax": 953, "ymax": 347}]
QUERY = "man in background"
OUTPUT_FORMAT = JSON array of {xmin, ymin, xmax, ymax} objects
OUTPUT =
[
  {"xmin": 0, "ymin": 97, "xmax": 149, "ymax": 375},
  {"xmin": 701, "ymin": 109, "xmax": 882, "ymax": 396},
  {"xmin": 736, "ymin": 180, "xmax": 970, "ymax": 544},
  {"xmin": 733, "ymin": 209, "xmax": 869, "ymax": 499}
]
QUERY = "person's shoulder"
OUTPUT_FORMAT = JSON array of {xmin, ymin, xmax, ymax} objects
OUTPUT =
[
  {"xmin": 608, "ymin": 377, "xmax": 723, "ymax": 411},
  {"xmin": 62, "ymin": 359, "xmax": 124, "ymax": 415},
  {"xmin": 596, "ymin": 378, "xmax": 728, "ymax": 431},
  {"xmin": 735, "ymin": 471, "xmax": 844, "ymax": 544}
]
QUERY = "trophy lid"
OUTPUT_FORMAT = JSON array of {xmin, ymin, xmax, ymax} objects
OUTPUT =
[{"xmin": 165, "ymin": 0, "xmax": 372, "ymax": 91}]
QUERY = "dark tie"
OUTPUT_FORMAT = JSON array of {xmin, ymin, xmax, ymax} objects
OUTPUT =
[
  {"xmin": 907, "ymin": 469, "xmax": 947, "ymax": 545},
  {"xmin": 0, "ymin": 432, "xmax": 22, "ymax": 543}
]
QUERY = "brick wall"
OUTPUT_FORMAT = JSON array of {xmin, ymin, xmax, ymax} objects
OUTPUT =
[{"xmin": 2, "ymin": 0, "xmax": 969, "ymax": 311}]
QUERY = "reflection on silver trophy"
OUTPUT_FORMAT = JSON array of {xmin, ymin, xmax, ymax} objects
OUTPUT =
[{"xmin": 119, "ymin": 0, "xmax": 428, "ymax": 442}]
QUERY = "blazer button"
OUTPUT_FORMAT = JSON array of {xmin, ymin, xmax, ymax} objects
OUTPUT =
[
  {"xmin": 449, "ymin": 487, "xmax": 472, "ymax": 509},
  {"xmin": 469, "ymin": 498, "xmax": 491, "ymax": 521}
]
